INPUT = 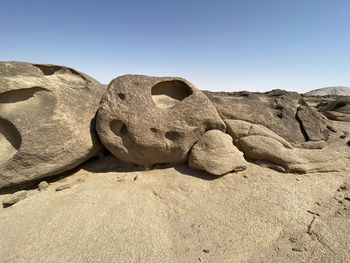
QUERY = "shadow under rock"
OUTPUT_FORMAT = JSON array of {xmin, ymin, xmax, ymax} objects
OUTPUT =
[
  {"xmin": 82, "ymin": 154, "xmax": 145, "ymax": 173},
  {"xmin": 0, "ymin": 162, "xmax": 84, "ymax": 195},
  {"xmin": 174, "ymin": 164, "xmax": 223, "ymax": 181},
  {"xmin": 84, "ymin": 153, "xmax": 221, "ymax": 181}
]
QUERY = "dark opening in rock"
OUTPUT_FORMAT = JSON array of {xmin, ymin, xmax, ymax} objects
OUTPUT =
[
  {"xmin": 118, "ymin": 93, "xmax": 125, "ymax": 100},
  {"xmin": 0, "ymin": 87, "xmax": 48, "ymax": 104},
  {"xmin": 165, "ymin": 131, "xmax": 182, "ymax": 141},
  {"xmin": 110, "ymin": 120, "xmax": 127, "ymax": 136},
  {"xmin": 151, "ymin": 80, "xmax": 192, "ymax": 109},
  {"xmin": 109, "ymin": 120, "xmax": 132, "ymax": 148},
  {"xmin": 32, "ymin": 64, "xmax": 64, "ymax": 76}
]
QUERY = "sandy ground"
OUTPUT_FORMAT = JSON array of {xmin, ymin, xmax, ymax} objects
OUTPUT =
[{"xmin": 1, "ymin": 154, "xmax": 349, "ymax": 263}]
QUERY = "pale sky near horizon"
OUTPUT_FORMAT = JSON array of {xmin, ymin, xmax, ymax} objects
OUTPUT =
[{"xmin": 1, "ymin": 0, "xmax": 350, "ymax": 92}]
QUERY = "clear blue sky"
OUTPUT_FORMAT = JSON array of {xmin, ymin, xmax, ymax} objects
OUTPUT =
[{"xmin": 1, "ymin": 0, "xmax": 350, "ymax": 92}]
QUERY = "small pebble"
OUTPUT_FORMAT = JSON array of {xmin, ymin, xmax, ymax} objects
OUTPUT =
[
  {"xmin": 202, "ymin": 249, "xmax": 210, "ymax": 253},
  {"xmin": 38, "ymin": 181, "xmax": 49, "ymax": 191},
  {"xmin": 55, "ymin": 184, "xmax": 71, "ymax": 191},
  {"xmin": 2, "ymin": 190, "xmax": 27, "ymax": 207}
]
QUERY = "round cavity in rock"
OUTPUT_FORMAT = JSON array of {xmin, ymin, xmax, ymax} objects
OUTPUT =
[
  {"xmin": 151, "ymin": 80, "xmax": 192, "ymax": 109},
  {"xmin": 118, "ymin": 93, "xmax": 125, "ymax": 100},
  {"xmin": 165, "ymin": 131, "xmax": 182, "ymax": 141},
  {"xmin": 110, "ymin": 120, "xmax": 127, "ymax": 136},
  {"xmin": 109, "ymin": 120, "xmax": 133, "ymax": 148},
  {"xmin": 0, "ymin": 118, "xmax": 21, "ymax": 165}
]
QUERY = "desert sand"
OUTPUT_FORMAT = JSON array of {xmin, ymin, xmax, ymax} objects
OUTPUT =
[{"xmin": 1, "ymin": 120, "xmax": 349, "ymax": 263}]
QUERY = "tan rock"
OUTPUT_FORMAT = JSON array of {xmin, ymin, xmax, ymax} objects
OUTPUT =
[
  {"xmin": 188, "ymin": 130, "xmax": 246, "ymax": 176},
  {"xmin": 224, "ymin": 119, "xmax": 293, "ymax": 149},
  {"xmin": 0, "ymin": 62, "xmax": 104, "ymax": 188},
  {"xmin": 96, "ymin": 75, "xmax": 225, "ymax": 165}
]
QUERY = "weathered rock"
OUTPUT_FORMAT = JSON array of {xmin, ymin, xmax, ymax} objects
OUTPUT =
[
  {"xmin": 317, "ymin": 97, "xmax": 350, "ymax": 122},
  {"xmin": 0, "ymin": 62, "xmax": 104, "ymax": 189},
  {"xmin": 225, "ymin": 119, "xmax": 307, "ymax": 173},
  {"xmin": 237, "ymin": 135, "xmax": 307, "ymax": 173},
  {"xmin": 296, "ymin": 106, "xmax": 329, "ymax": 141},
  {"xmin": 224, "ymin": 119, "xmax": 293, "ymax": 149},
  {"xmin": 96, "ymin": 75, "xmax": 225, "ymax": 165},
  {"xmin": 2, "ymin": 190, "xmax": 27, "ymax": 207},
  {"xmin": 188, "ymin": 130, "xmax": 246, "ymax": 176},
  {"xmin": 204, "ymin": 90, "xmax": 306, "ymax": 144},
  {"xmin": 38, "ymin": 181, "xmax": 49, "ymax": 191},
  {"xmin": 225, "ymin": 119, "xmax": 350, "ymax": 173}
]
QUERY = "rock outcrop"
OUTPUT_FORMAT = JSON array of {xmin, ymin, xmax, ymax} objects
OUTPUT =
[
  {"xmin": 96, "ymin": 75, "xmax": 225, "ymax": 165},
  {"xmin": 296, "ymin": 106, "xmax": 329, "ymax": 141},
  {"xmin": 317, "ymin": 97, "xmax": 350, "ymax": 122},
  {"xmin": 204, "ymin": 90, "xmax": 331, "ymax": 145},
  {"xmin": 0, "ymin": 62, "xmax": 104, "ymax": 188},
  {"xmin": 188, "ymin": 130, "xmax": 246, "ymax": 175},
  {"xmin": 225, "ymin": 119, "xmax": 305, "ymax": 172},
  {"xmin": 225, "ymin": 119, "xmax": 350, "ymax": 173}
]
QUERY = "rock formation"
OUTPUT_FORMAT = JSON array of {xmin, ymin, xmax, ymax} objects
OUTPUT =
[
  {"xmin": 317, "ymin": 97, "xmax": 350, "ymax": 122},
  {"xmin": 96, "ymin": 75, "xmax": 225, "ymax": 165},
  {"xmin": 0, "ymin": 62, "xmax": 104, "ymax": 188},
  {"xmin": 204, "ymin": 90, "xmax": 331, "ymax": 145},
  {"xmin": 188, "ymin": 130, "xmax": 246, "ymax": 175}
]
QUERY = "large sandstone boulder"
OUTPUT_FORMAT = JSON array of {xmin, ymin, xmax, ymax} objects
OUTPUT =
[
  {"xmin": 0, "ymin": 62, "xmax": 104, "ymax": 188},
  {"xmin": 204, "ymin": 90, "xmax": 330, "ymax": 144},
  {"xmin": 188, "ymin": 130, "xmax": 246, "ymax": 175},
  {"xmin": 96, "ymin": 75, "xmax": 225, "ymax": 165}
]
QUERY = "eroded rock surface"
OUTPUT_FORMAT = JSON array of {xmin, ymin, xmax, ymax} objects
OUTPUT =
[
  {"xmin": 204, "ymin": 90, "xmax": 331, "ymax": 145},
  {"xmin": 317, "ymin": 97, "xmax": 350, "ymax": 122},
  {"xmin": 225, "ymin": 119, "xmax": 350, "ymax": 173},
  {"xmin": 96, "ymin": 75, "xmax": 225, "ymax": 165},
  {"xmin": 0, "ymin": 62, "xmax": 104, "ymax": 188},
  {"xmin": 188, "ymin": 130, "xmax": 246, "ymax": 175},
  {"xmin": 296, "ymin": 106, "xmax": 329, "ymax": 141}
]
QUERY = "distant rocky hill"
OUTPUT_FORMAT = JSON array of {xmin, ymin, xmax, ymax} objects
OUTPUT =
[{"xmin": 305, "ymin": 86, "xmax": 350, "ymax": 96}]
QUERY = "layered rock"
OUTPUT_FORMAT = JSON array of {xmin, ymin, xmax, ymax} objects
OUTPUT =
[
  {"xmin": 296, "ymin": 106, "xmax": 329, "ymax": 141},
  {"xmin": 0, "ymin": 62, "xmax": 104, "ymax": 188},
  {"xmin": 204, "ymin": 90, "xmax": 330, "ymax": 144},
  {"xmin": 96, "ymin": 75, "xmax": 225, "ymax": 165},
  {"xmin": 225, "ymin": 119, "xmax": 350, "ymax": 173},
  {"xmin": 317, "ymin": 97, "xmax": 350, "ymax": 122}
]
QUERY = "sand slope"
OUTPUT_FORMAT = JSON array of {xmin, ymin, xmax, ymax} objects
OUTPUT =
[{"xmin": 1, "ymin": 156, "xmax": 349, "ymax": 263}]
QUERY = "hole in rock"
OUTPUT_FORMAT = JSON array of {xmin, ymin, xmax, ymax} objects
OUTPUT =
[
  {"xmin": 110, "ymin": 120, "xmax": 133, "ymax": 148},
  {"xmin": 32, "ymin": 64, "xmax": 87, "ymax": 84},
  {"xmin": 118, "ymin": 93, "xmax": 126, "ymax": 100},
  {"xmin": 151, "ymin": 80, "xmax": 192, "ymax": 109},
  {"xmin": 110, "ymin": 120, "xmax": 127, "ymax": 136},
  {"xmin": 150, "ymin": 128, "xmax": 158, "ymax": 133},
  {"xmin": 0, "ymin": 118, "xmax": 21, "ymax": 165},
  {"xmin": 32, "ymin": 64, "xmax": 64, "ymax": 76},
  {"xmin": 0, "ymin": 87, "xmax": 49, "ymax": 104},
  {"xmin": 0, "ymin": 87, "xmax": 56, "ymax": 119},
  {"xmin": 165, "ymin": 131, "xmax": 182, "ymax": 141}
]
